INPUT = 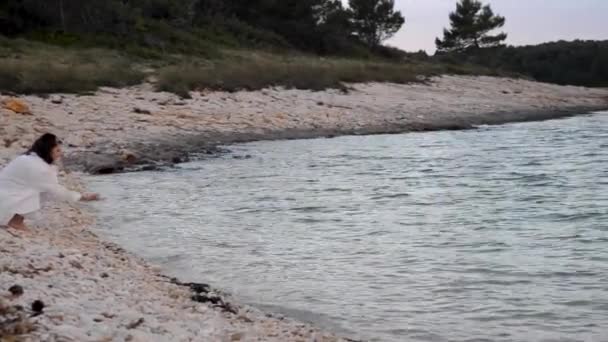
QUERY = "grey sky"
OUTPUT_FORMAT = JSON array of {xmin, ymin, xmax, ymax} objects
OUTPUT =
[{"xmin": 346, "ymin": 0, "xmax": 608, "ymax": 53}]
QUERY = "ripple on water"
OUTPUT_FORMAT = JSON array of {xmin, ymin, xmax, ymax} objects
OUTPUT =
[{"xmin": 87, "ymin": 113, "xmax": 608, "ymax": 342}]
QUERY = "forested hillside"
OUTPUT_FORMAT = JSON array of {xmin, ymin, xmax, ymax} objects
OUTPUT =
[
  {"xmin": 439, "ymin": 40, "xmax": 608, "ymax": 87},
  {"xmin": 0, "ymin": 0, "xmax": 606, "ymax": 95},
  {"xmin": 0, "ymin": 0, "xmax": 405, "ymax": 58}
]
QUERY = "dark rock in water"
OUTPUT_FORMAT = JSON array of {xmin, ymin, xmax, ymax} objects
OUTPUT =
[
  {"xmin": 192, "ymin": 294, "xmax": 221, "ymax": 305},
  {"xmin": 67, "ymin": 153, "xmax": 125, "ymax": 175},
  {"xmin": 169, "ymin": 279, "xmax": 210, "ymax": 294},
  {"xmin": 189, "ymin": 283, "xmax": 210, "ymax": 294},
  {"xmin": 31, "ymin": 300, "xmax": 45, "ymax": 314},
  {"xmin": 9, "ymin": 285, "xmax": 23, "ymax": 296},
  {"xmin": 172, "ymin": 156, "xmax": 184, "ymax": 164},
  {"xmin": 169, "ymin": 278, "xmax": 237, "ymax": 314},
  {"xmin": 191, "ymin": 294, "xmax": 238, "ymax": 314},
  {"xmin": 140, "ymin": 165, "xmax": 159, "ymax": 171},
  {"xmin": 97, "ymin": 166, "xmax": 124, "ymax": 175}
]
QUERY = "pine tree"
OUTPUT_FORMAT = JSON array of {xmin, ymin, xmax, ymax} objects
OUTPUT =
[
  {"xmin": 349, "ymin": 0, "xmax": 404, "ymax": 47},
  {"xmin": 435, "ymin": 0, "xmax": 506, "ymax": 53}
]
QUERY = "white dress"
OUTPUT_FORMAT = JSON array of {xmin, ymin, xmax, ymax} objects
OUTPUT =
[{"xmin": 0, "ymin": 154, "xmax": 81, "ymax": 226}]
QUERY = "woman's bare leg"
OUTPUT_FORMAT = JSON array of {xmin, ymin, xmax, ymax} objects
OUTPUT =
[{"xmin": 8, "ymin": 214, "xmax": 29, "ymax": 231}]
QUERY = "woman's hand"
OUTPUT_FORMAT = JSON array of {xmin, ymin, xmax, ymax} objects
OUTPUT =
[{"xmin": 81, "ymin": 193, "xmax": 100, "ymax": 201}]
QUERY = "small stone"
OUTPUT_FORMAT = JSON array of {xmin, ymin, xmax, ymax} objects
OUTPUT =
[
  {"xmin": 230, "ymin": 332, "xmax": 244, "ymax": 341},
  {"xmin": 102, "ymin": 312, "xmax": 116, "ymax": 319},
  {"xmin": 32, "ymin": 300, "xmax": 45, "ymax": 313},
  {"xmin": 121, "ymin": 150, "xmax": 137, "ymax": 164},
  {"xmin": 100, "ymin": 272, "xmax": 109, "ymax": 278},
  {"xmin": 133, "ymin": 107, "xmax": 152, "ymax": 115},
  {"xmin": 8, "ymin": 285, "xmax": 23, "ymax": 296},
  {"xmin": 126, "ymin": 317, "xmax": 145, "ymax": 330},
  {"xmin": 3, "ymin": 138, "xmax": 18, "ymax": 148},
  {"xmin": 69, "ymin": 260, "xmax": 83, "ymax": 269},
  {"xmin": 94, "ymin": 317, "xmax": 103, "ymax": 323},
  {"xmin": 50, "ymin": 95, "xmax": 63, "ymax": 104}
]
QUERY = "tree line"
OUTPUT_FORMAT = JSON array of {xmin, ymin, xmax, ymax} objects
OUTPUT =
[
  {"xmin": 433, "ymin": 0, "xmax": 608, "ymax": 87},
  {"xmin": 0, "ymin": 0, "xmax": 405, "ymax": 57},
  {"xmin": 1, "ymin": 0, "xmax": 606, "ymax": 87}
]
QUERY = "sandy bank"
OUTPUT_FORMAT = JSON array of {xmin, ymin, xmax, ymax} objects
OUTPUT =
[{"xmin": 1, "ymin": 76, "xmax": 607, "ymax": 173}]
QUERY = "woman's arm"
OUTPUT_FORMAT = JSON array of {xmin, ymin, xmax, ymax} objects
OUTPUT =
[
  {"xmin": 27, "ymin": 161, "xmax": 89, "ymax": 202},
  {"xmin": 36, "ymin": 176, "xmax": 82, "ymax": 202}
]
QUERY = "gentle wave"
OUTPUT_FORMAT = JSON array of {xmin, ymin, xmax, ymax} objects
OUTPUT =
[{"xmin": 88, "ymin": 113, "xmax": 608, "ymax": 342}]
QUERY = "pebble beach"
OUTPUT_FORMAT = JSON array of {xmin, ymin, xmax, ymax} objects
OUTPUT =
[{"xmin": 1, "ymin": 76, "xmax": 607, "ymax": 341}]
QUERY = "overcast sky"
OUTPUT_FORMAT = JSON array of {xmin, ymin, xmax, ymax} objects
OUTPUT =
[{"xmin": 345, "ymin": 0, "xmax": 608, "ymax": 53}]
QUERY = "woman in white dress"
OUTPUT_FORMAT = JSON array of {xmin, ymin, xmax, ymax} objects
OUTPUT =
[{"xmin": 0, "ymin": 133, "xmax": 99, "ymax": 232}]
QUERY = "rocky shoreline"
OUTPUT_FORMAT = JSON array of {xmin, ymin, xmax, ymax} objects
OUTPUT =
[
  {"xmin": 69, "ymin": 104, "xmax": 608, "ymax": 174},
  {"xmin": 1, "ymin": 76, "xmax": 608, "ymax": 341},
  {"xmin": 2, "ymin": 75, "xmax": 607, "ymax": 175},
  {"xmin": 0, "ymin": 189, "xmax": 354, "ymax": 341}
]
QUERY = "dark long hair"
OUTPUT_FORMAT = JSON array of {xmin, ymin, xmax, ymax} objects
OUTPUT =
[{"xmin": 27, "ymin": 133, "xmax": 60, "ymax": 164}]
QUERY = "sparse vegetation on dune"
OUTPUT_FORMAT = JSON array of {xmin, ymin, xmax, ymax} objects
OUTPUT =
[
  {"xmin": 0, "ymin": 37, "xmax": 500, "ymax": 97},
  {"xmin": 156, "ymin": 53, "xmax": 505, "ymax": 96},
  {"xmin": 0, "ymin": 38, "xmax": 145, "ymax": 94}
]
